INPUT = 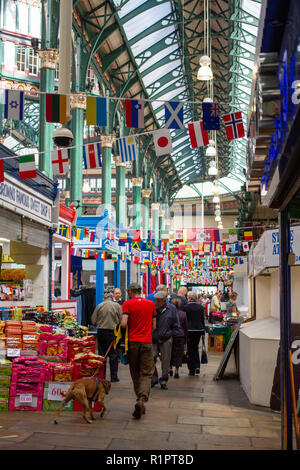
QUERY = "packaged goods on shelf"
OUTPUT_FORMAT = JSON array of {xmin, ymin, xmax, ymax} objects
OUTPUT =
[
  {"xmin": 0, "ymin": 359, "xmax": 12, "ymax": 375},
  {"xmin": 0, "ymin": 397, "xmax": 8, "ymax": 411},
  {"xmin": 72, "ymin": 351, "xmax": 105, "ymax": 380},
  {"xmin": 44, "ymin": 362, "xmax": 73, "ymax": 382},
  {"xmin": 43, "ymin": 381, "xmax": 73, "ymax": 411},
  {"xmin": 67, "ymin": 336, "xmax": 96, "ymax": 361},
  {"xmin": 38, "ymin": 332, "xmax": 68, "ymax": 362},
  {"xmin": 0, "ymin": 375, "xmax": 11, "ymax": 388},
  {"xmin": 0, "ymin": 387, "xmax": 9, "ymax": 398}
]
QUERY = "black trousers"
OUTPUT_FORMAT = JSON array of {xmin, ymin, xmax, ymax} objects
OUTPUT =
[
  {"xmin": 97, "ymin": 329, "xmax": 119, "ymax": 380},
  {"xmin": 187, "ymin": 331, "xmax": 202, "ymax": 372}
]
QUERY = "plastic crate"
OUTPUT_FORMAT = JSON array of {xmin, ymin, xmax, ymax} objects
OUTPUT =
[
  {"xmin": 10, "ymin": 382, "xmax": 44, "ymax": 397},
  {"xmin": 9, "ymin": 395, "xmax": 43, "ymax": 411},
  {"xmin": 11, "ymin": 367, "xmax": 46, "ymax": 384}
]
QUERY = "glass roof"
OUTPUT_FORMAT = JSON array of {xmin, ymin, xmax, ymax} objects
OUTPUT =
[{"xmin": 115, "ymin": 0, "xmax": 262, "ymax": 196}]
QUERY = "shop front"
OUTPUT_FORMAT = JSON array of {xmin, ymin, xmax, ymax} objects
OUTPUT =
[
  {"xmin": 239, "ymin": 226, "xmax": 300, "ymax": 407},
  {"xmin": 0, "ymin": 168, "xmax": 55, "ymax": 315}
]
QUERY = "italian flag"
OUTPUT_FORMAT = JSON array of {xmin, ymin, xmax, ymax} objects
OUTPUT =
[
  {"xmin": 46, "ymin": 93, "xmax": 67, "ymax": 124},
  {"xmin": 19, "ymin": 154, "xmax": 36, "ymax": 180}
]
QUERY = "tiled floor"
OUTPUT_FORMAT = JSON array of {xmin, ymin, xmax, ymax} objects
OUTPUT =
[{"xmin": 0, "ymin": 351, "xmax": 282, "ymax": 450}]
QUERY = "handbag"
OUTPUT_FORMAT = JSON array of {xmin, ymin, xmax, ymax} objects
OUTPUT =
[{"xmin": 201, "ymin": 335, "xmax": 208, "ymax": 364}]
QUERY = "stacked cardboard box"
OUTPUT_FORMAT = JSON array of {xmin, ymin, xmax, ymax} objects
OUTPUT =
[
  {"xmin": 0, "ymin": 359, "xmax": 12, "ymax": 411},
  {"xmin": 9, "ymin": 357, "xmax": 46, "ymax": 411}
]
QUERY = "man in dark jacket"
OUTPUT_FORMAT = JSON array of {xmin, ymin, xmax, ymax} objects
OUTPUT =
[
  {"xmin": 182, "ymin": 291, "xmax": 205, "ymax": 376},
  {"xmin": 151, "ymin": 291, "xmax": 179, "ymax": 390}
]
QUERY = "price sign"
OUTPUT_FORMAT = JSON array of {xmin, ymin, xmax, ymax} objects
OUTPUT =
[
  {"xmin": 47, "ymin": 382, "xmax": 72, "ymax": 401},
  {"xmin": 19, "ymin": 394, "xmax": 33, "ymax": 403},
  {"xmin": 7, "ymin": 348, "xmax": 21, "ymax": 357},
  {"xmin": 23, "ymin": 335, "xmax": 36, "ymax": 341}
]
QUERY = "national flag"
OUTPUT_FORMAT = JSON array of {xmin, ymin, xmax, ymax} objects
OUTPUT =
[
  {"xmin": 204, "ymin": 243, "xmax": 210, "ymax": 253},
  {"xmin": 146, "ymin": 241, "xmax": 153, "ymax": 251},
  {"xmin": 0, "ymin": 160, "xmax": 4, "ymax": 183},
  {"xmin": 83, "ymin": 143, "xmax": 101, "ymax": 169},
  {"xmin": 86, "ymin": 96, "xmax": 107, "ymax": 127},
  {"xmin": 89, "ymin": 231, "xmax": 96, "ymax": 242},
  {"xmin": 132, "ymin": 241, "xmax": 140, "ymax": 249},
  {"xmin": 242, "ymin": 241, "xmax": 249, "ymax": 252},
  {"xmin": 164, "ymin": 101, "xmax": 184, "ymax": 129},
  {"xmin": 223, "ymin": 112, "xmax": 245, "ymax": 141},
  {"xmin": 119, "ymin": 136, "xmax": 137, "ymax": 162},
  {"xmin": 101, "ymin": 251, "xmax": 107, "ymax": 260},
  {"xmin": 134, "ymin": 255, "xmax": 140, "ymax": 265},
  {"xmin": 112, "ymin": 253, "xmax": 118, "ymax": 262},
  {"xmin": 202, "ymin": 102, "xmax": 220, "ymax": 130},
  {"xmin": 228, "ymin": 229, "xmax": 238, "ymax": 243},
  {"xmin": 188, "ymin": 121, "xmax": 209, "ymax": 148},
  {"xmin": 94, "ymin": 251, "xmax": 99, "ymax": 259},
  {"xmin": 19, "ymin": 154, "xmax": 36, "ymax": 180},
  {"xmin": 106, "ymin": 228, "xmax": 115, "ymax": 240},
  {"xmin": 175, "ymin": 230, "xmax": 183, "ymax": 242},
  {"xmin": 4, "ymin": 90, "xmax": 24, "ymax": 121},
  {"xmin": 45, "ymin": 93, "xmax": 67, "ymax": 124},
  {"xmin": 51, "ymin": 149, "xmax": 69, "ymax": 175},
  {"xmin": 125, "ymin": 99, "xmax": 144, "ymax": 128},
  {"xmin": 133, "ymin": 230, "xmax": 141, "ymax": 242},
  {"xmin": 161, "ymin": 231, "xmax": 169, "ymax": 243},
  {"xmin": 59, "ymin": 225, "xmax": 67, "ymax": 237},
  {"xmin": 153, "ymin": 129, "xmax": 173, "ymax": 156},
  {"xmin": 186, "ymin": 229, "xmax": 197, "ymax": 241},
  {"xmin": 205, "ymin": 229, "xmax": 221, "ymax": 242},
  {"xmin": 244, "ymin": 231, "xmax": 253, "ymax": 241},
  {"xmin": 119, "ymin": 230, "xmax": 128, "ymax": 242}
]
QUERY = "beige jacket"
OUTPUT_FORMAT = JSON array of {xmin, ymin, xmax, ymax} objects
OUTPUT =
[
  {"xmin": 210, "ymin": 295, "xmax": 221, "ymax": 312},
  {"xmin": 91, "ymin": 300, "xmax": 122, "ymax": 330}
]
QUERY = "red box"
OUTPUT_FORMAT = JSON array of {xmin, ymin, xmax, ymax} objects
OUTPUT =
[
  {"xmin": 11, "ymin": 368, "xmax": 46, "ymax": 384},
  {"xmin": 73, "ymin": 400, "xmax": 102, "ymax": 412},
  {"xmin": 9, "ymin": 395, "xmax": 43, "ymax": 411},
  {"xmin": 9, "ymin": 382, "xmax": 44, "ymax": 397},
  {"xmin": 72, "ymin": 362, "xmax": 105, "ymax": 381}
]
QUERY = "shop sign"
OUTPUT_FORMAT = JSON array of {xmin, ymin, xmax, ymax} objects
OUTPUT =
[
  {"xmin": 0, "ymin": 174, "xmax": 52, "ymax": 226},
  {"xmin": 19, "ymin": 394, "xmax": 33, "ymax": 404},
  {"xmin": 47, "ymin": 382, "xmax": 72, "ymax": 401}
]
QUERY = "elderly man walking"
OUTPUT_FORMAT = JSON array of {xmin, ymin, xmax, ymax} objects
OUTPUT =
[
  {"xmin": 182, "ymin": 291, "xmax": 205, "ymax": 376},
  {"xmin": 91, "ymin": 292, "xmax": 122, "ymax": 382}
]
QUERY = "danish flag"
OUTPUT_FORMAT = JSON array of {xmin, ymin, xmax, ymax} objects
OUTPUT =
[{"xmin": 223, "ymin": 112, "xmax": 245, "ymax": 141}]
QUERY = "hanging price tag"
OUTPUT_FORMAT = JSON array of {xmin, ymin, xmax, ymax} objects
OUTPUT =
[
  {"xmin": 7, "ymin": 348, "xmax": 21, "ymax": 357},
  {"xmin": 19, "ymin": 394, "xmax": 33, "ymax": 404}
]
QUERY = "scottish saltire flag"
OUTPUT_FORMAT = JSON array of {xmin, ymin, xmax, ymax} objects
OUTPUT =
[
  {"xmin": 86, "ymin": 96, "xmax": 107, "ymax": 126},
  {"xmin": 119, "ymin": 136, "xmax": 137, "ymax": 162},
  {"xmin": 125, "ymin": 99, "xmax": 144, "ymax": 128},
  {"xmin": 83, "ymin": 143, "xmax": 101, "ymax": 169},
  {"xmin": 202, "ymin": 102, "xmax": 220, "ymax": 130},
  {"xmin": 223, "ymin": 112, "xmax": 245, "ymax": 141},
  {"xmin": 164, "ymin": 101, "xmax": 184, "ymax": 129},
  {"xmin": 4, "ymin": 90, "xmax": 24, "ymax": 121}
]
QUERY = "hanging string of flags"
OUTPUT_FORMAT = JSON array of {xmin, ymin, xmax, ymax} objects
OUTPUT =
[{"xmin": 1, "ymin": 89, "xmax": 245, "ymax": 180}]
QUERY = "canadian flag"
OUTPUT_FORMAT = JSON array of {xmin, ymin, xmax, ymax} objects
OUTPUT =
[
  {"xmin": 153, "ymin": 129, "xmax": 173, "ymax": 156},
  {"xmin": 188, "ymin": 121, "xmax": 209, "ymax": 148}
]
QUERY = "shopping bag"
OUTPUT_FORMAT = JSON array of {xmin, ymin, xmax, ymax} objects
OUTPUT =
[{"xmin": 201, "ymin": 336, "xmax": 208, "ymax": 364}]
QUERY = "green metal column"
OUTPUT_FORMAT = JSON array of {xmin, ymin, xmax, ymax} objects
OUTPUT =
[
  {"xmin": 101, "ymin": 134, "xmax": 114, "ymax": 209},
  {"xmin": 70, "ymin": 97, "xmax": 85, "ymax": 215},
  {"xmin": 38, "ymin": 0, "xmax": 59, "ymax": 177},
  {"xmin": 132, "ymin": 177, "xmax": 143, "ymax": 230},
  {"xmin": 141, "ymin": 188, "xmax": 151, "ymax": 239},
  {"xmin": 114, "ymin": 155, "xmax": 126, "ymax": 227}
]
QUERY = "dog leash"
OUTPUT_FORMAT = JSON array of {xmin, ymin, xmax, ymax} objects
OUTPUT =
[{"xmin": 91, "ymin": 340, "xmax": 115, "ymax": 378}]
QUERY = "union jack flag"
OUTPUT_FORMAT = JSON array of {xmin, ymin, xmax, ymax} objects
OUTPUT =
[
  {"xmin": 210, "ymin": 103, "xmax": 219, "ymax": 117},
  {"xmin": 223, "ymin": 112, "xmax": 245, "ymax": 141}
]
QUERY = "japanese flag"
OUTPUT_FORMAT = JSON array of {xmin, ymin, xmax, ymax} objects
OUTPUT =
[
  {"xmin": 153, "ymin": 129, "xmax": 173, "ymax": 156},
  {"xmin": 242, "ymin": 241, "xmax": 249, "ymax": 252}
]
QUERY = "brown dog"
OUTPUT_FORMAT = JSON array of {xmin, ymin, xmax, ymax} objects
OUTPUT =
[{"xmin": 54, "ymin": 377, "xmax": 111, "ymax": 424}]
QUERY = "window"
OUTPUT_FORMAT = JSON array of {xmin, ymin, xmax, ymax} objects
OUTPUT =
[
  {"xmin": 28, "ymin": 48, "xmax": 38, "ymax": 75},
  {"xmin": 16, "ymin": 46, "xmax": 26, "ymax": 72},
  {"xmin": 5, "ymin": 0, "xmax": 16, "ymax": 31}
]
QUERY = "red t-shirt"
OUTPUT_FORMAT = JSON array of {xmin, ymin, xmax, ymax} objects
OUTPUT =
[{"xmin": 122, "ymin": 298, "xmax": 156, "ymax": 343}]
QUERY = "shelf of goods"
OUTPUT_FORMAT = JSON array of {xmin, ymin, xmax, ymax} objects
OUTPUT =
[{"xmin": 0, "ymin": 309, "xmax": 106, "ymax": 413}]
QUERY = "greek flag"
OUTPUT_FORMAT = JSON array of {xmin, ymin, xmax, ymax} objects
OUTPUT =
[{"xmin": 119, "ymin": 136, "xmax": 137, "ymax": 162}]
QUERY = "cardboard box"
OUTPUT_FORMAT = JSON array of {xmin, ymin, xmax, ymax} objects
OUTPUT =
[
  {"xmin": 0, "ymin": 359, "xmax": 12, "ymax": 375},
  {"xmin": 9, "ymin": 395, "xmax": 43, "ymax": 411},
  {"xmin": 10, "ymin": 382, "xmax": 44, "ymax": 397},
  {"xmin": 0, "ymin": 398, "xmax": 8, "ymax": 411},
  {"xmin": 43, "ymin": 399, "xmax": 73, "ymax": 411},
  {"xmin": 0, "ymin": 388, "xmax": 10, "ymax": 399},
  {"xmin": 0, "ymin": 376, "xmax": 11, "ymax": 388}
]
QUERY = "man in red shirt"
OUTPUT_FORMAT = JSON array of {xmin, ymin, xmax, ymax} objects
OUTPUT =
[{"xmin": 121, "ymin": 283, "xmax": 156, "ymax": 419}]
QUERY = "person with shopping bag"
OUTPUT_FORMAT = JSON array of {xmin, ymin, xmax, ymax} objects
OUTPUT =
[{"xmin": 182, "ymin": 291, "xmax": 205, "ymax": 376}]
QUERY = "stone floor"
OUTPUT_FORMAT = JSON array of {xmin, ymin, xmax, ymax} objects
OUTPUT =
[{"xmin": 0, "ymin": 349, "xmax": 283, "ymax": 450}]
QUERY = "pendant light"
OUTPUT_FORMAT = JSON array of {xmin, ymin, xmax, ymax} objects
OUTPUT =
[
  {"xmin": 213, "ymin": 194, "xmax": 220, "ymax": 204},
  {"xmin": 208, "ymin": 160, "xmax": 218, "ymax": 176},
  {"xmin": 206, "ymin": 140, "xmax": 216, "ymax": 157}
]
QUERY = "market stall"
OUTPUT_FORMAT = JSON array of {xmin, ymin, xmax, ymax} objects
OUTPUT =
[
  {"xmin": 240, "ymin": 226, "xmax": 300, "ymax": 407},
  {"xmin": 0, "ymin": 163, "xmax": 54, "ymax": 310}
]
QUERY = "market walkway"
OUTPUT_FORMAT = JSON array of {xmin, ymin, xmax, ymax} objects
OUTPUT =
[{"xmin": 0, "ymin": 351, "xmax": 281, "ymax": 451}]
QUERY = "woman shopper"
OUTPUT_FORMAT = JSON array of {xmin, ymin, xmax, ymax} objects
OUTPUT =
[
  {"xmin": 182, "ymin": 291, "xmax": 205, "ymax": 376},
  {"xmin": 169, "ymin": 297, "xmax": 188, "ymax": 379}
]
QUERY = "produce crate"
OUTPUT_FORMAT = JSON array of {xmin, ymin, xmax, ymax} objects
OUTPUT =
[{"xmin": 9, "ymin": 395, "xmax": 43, "ymax": 411}]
